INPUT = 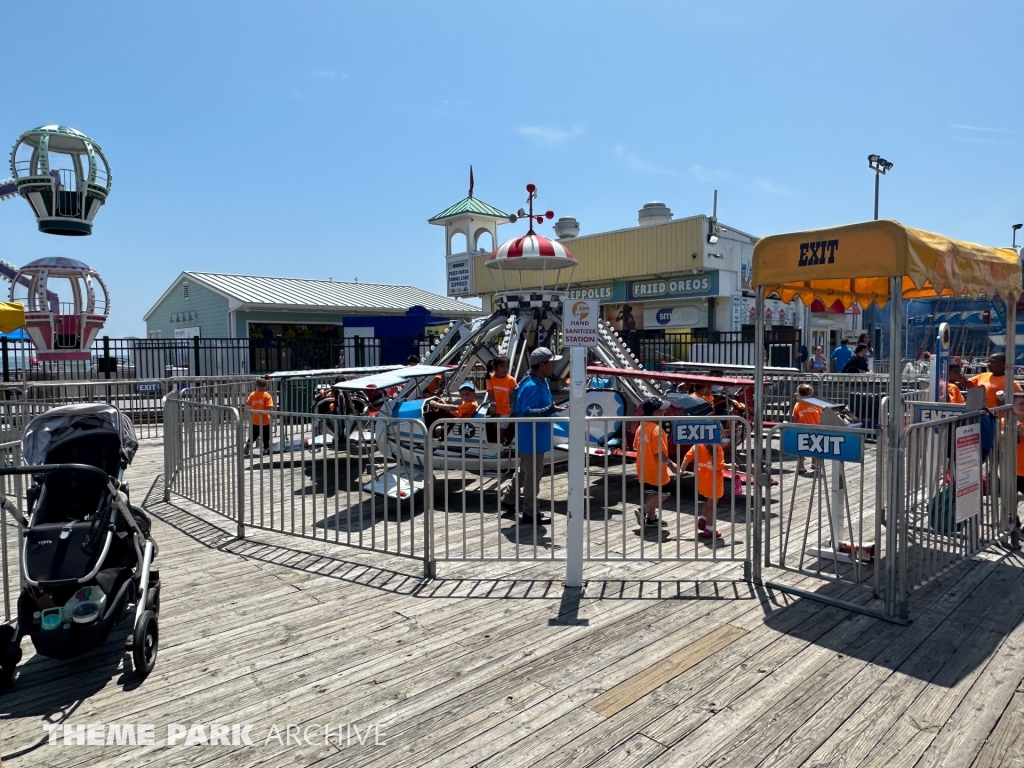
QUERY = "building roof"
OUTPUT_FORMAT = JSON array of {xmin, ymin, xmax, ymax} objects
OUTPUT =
[
  {"xmin": 144, "ymin": 272, "xmax": 482, "ymax": 320},
  {"xmin": 428, "ymin": 195, "xmax": 509, "ymax": 223}
]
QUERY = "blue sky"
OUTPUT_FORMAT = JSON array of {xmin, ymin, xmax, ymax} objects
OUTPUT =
[{"xmin": 1, "ymin": 0, "xmax": 1021, "ymax": 336}]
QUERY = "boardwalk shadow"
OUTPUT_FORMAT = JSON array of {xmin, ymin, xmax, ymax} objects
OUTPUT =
[{"xmin": 759, "ymin": 549, "xmax": 1024, "ymax": 686}]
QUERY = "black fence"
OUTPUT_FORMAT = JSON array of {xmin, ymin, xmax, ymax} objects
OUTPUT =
[
  {"xmin": 0, "ymin": 327, "xmax": 803, "ymax": 382},
  {"xmin": 0, "ymin": 335, "xmax": 441, "ymax": 381},
  {"xmin": 625, "ymin": 328, "xmax": 802, "ymax": 369}
]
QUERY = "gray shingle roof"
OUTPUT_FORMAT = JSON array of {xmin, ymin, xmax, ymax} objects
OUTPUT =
[{"xmin": 186, "ymin": 272, "xmax": 482, "ymax": 316}]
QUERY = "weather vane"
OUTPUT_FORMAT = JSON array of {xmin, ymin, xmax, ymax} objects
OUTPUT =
[{"xmin": 508, "ymin": 183, "xmax": 554, "ymax": 235}]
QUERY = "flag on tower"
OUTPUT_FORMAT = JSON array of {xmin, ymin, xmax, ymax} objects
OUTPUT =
[{"xmin": 469, "ymin": 165, "xmax": 474, "ymax": 198}]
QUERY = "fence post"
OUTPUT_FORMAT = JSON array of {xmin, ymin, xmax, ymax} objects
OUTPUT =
[
  {"xmin": 102, "ymin": 335, "xmax": 111, "ymax": 380},
  {"xmin": 192, "ymin": 335, "xmax": 201, "ymax": 377},
  {"xmin": 565, "ymin": 345, "xmax": 586, "ymax": 589},
  {"xmin": 163, "ymin": 390, "xmax": 179, "ymax": 501},
  {"xmin": 1, "ymin": 337, "xmax": 8, "ymax": 383},
  {"xmin": 422, "ymin": 420, "xmax": 435, "ymax": 579},
  {"xmin": 236, "ymin": 412, "xmax": 246, "ymax": 539}
]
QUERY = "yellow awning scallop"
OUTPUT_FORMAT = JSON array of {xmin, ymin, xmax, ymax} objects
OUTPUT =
[
  {"xmin": 751, "ymin": 220, "xmax": 1022, "ymax": 308},
  {"xmin": 0, "ymin": 302, "xmax": 25, "ymax": 334}
]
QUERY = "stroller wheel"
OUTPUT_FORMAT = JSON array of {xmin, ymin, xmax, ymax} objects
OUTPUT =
[
  {"xmin": 133, "ymin": 610, "xmax": 158, "ymax": 677},
  {"xmin": 0, "ymin": 645, "xmax": 22, "ymax": 692}
]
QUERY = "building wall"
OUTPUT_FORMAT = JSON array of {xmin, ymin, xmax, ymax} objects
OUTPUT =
[
  {"xmin": 145, "ymin": 276, "xmax": 230, "ymax": 339},
  {"xmin": 470, "ymin": 216, "xmax": 707, "ymax": 294}
]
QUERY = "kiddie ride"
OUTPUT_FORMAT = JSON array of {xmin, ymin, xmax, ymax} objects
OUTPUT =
[
  {"xmin": 329, "ymin": 184, "xmax": 752, "ymax": 498},
  {"xmin": 1, "ymin": 126, "xmax": 114, "ymax": 360}
]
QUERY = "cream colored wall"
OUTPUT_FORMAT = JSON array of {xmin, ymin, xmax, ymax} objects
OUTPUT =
[{"xmin": 471, "ymin": 217, "xmax": 706, "ymax": 294}]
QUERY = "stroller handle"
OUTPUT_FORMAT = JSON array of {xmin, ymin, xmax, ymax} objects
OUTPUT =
[{"xmin": 0, "ymin": 463, "xmax": 115, "ymax": 482}]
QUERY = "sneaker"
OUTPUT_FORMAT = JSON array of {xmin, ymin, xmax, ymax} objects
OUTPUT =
[
  {"xmin": 500, "ymin": 497, "xmax": 517, "ymax": 511},
  {"xmin": 634, "ymin": 507, "xmax": 645, "ymax": 528},
  {"xmin": 699, "ymin": 529, "xmax": 714, "ymax": 540},
  {"xmin": 520, "ymin": 513, "xmax": 551, "ymax": 525},
  {"xmin": 644, "ymin": 514, "xmax": 660, "ymax": 528},
  {"xmin": 697, "ymin": 516, "xmax": 708, "ymax": 531}
]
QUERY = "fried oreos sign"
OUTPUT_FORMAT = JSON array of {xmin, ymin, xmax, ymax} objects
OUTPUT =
[{"xmin": 798, "ymin": 239, "xmax": 840, "ymax": 267}]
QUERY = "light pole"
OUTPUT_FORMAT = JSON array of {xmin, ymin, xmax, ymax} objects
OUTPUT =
[
  {"xmin": 1013, "ymin": 223, "xmax": 1022, "ymax": 253},
  {"xmin": 868, "ymin": 154, "xmax": 893, "ymax": 220},
  {"xmin": 867, "ymin": 154, "xmax": 894, "ymax": 354}
]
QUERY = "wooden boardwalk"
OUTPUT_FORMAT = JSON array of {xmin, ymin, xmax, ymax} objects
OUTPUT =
[{"xmin": 1, "ymin": 437, "xmax": 1023, "ymax": 767}]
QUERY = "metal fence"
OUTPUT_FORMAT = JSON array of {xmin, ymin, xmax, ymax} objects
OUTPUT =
[
  {"xmin": 163, "ymin": 400, "xmax": 757, "ymax": 575},
  {"xmin": 0, "ymin": 335, "xmax": 441, "ymax": 382},
  {"xmin": 628, "ymin": 329, "xmax": 801, "ymax": 369},
  {"xmin": 893, "ymin": 407, "xmax": 1016, "ymax": 609},
  {"xmin": 0, "ymin": 441, "xmax": 24, "ymax": 625}
]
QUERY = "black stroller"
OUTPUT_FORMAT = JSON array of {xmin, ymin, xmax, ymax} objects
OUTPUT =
[{"xmin": 0, "ymin": 403, "xmax": 160, "ymax": 690}]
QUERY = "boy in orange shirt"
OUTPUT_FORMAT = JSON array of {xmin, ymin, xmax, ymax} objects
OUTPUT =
[
  {"xmin": 246, "ymin": 377, "xmax": 274, "ymax": 456},
  {"xmin": 428, "ymin": 381, "xmax": 479, "ymax": 438},
  {"xmin": 969, "ymin": 353, "xmax": 1021, "ymax": 408},
  {"xmin": 792, "ymin": 383, "xmax": 823, "ymax": 473},
  {"xmin": 632, "ymin": 397, "xmax": 676, "ymax": 529},
  {"xmin": 681, "ymin": 440, "xmax": 727, "ymax": 540}
]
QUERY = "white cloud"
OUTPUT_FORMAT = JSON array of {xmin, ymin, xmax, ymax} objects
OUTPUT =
[
  {"xmin": 951, "ymin": 135, "xmax": 1019, "ymax": 147},
  {"xmin": 614, "ymin": 146, "xmax": 674, "ymax": 175},
  {"xmin": 690, "ymin": 165, "xmax": 791, "ymax": 195},
  {"xmin": 752, "ymin": 178, "xmax": 792, "ymax": 196},
  {"xmin": 689, "ymin": 164, "xmax": 735, "ymax": 184},
  {"xmin": 950, "ymin": 124, "xmax": 1020, "ymax": 134},
  {"xmin": 519, "ymin": 124, "xmax": 585, "ymax": 144}
]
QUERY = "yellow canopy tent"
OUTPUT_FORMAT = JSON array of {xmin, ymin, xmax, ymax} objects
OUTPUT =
[
  {"xmin": 748, "ymin": 220, "xmax": 1021, "ymax": 615},
  {"xmin": 0, "ymin": 302, "xmax": 25, "ymax": 334},
  {"xmin": 751, "ymin": 219, "xmax": 1021, "ymax": 308}
]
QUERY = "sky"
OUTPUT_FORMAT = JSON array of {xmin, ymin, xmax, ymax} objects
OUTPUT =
[{"xmin": 1, "ymin": 0, "xmax": 1021, "ymax": 337}]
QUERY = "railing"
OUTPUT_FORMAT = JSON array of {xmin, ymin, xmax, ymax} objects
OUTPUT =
[
  {"xmin": 894, "ymin": 407, "xmax": 1015, "ymax": 610},
  {"xmin": 164, "ymin": 401, "xmax": 756, "ymax": 575},
  {"xmin": 0, "ymin": 336, "xmax": 441, "ymax": 382},
  {"xmin": 0, "ymin": 440, "xmax": 24, "ymax": 625},
  {"xmin": 627, "ymin": 329, "xmax": 801, "ymax": 369}
]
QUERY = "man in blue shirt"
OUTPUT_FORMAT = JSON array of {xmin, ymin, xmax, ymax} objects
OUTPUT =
[
  {"xmin": 830, "ymin": 339, "xmax": 852, "ymax": 373},
  {"xmin": 499, "ymin": 347, "xmax": 567, "ymax": 524}
]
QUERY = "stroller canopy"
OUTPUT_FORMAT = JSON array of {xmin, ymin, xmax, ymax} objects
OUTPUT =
[{"xmin": 22, "ymin": 403, "xmax": 138, "ymax": 467}]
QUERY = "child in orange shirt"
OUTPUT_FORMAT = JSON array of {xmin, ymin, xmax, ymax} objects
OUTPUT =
[
  {"xmin": 246, "ymin": 377, "xmax": 274, "ymax": 456},
  {"xmin": 428, "ymin": 381, "xmax": 479, "ymax": 438},
  {"xmin": 632, "ymin": 397, "xmax": 677, "ymax": 529},
  {"xmin": 792, "ymin": 383, "xmax": 822, "ymax": 473},
  {"xmin": 681, "ymin": 441, "xmax": 727, "ymax": 539}
]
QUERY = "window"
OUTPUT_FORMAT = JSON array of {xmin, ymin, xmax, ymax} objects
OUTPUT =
[{"xmin": 183, "ymin": 281, "xmax": 190, "ymax": 300}]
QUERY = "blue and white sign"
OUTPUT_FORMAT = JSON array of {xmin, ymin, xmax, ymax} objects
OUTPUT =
[
  {"xmin": 781, "ymin": 426, "xmax": 863, "ymax": 463},
  {"xmin": 673, "ymin": 421, "xmax": 722, "ymax": 444},
  {"xmin": 912, "ymin": 402, "xmax": 967, "ymax": 424},
  {"xmin": 136, "ymin": 382, "xmax": 161, "ymax": 394}
]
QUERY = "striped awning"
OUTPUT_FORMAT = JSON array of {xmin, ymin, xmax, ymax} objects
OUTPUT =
[{"xmin": 487, "ymin": 234, "xmax": 576, "ymax": 271}]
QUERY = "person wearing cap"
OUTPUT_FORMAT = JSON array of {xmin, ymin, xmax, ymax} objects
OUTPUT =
[
  {"xmin": 499, "ymin": 347, "xmax": 567, "ymax": 524},
  {"xmin": 632, "ymin": 396, "xmax": 677, "ymax": 529},
  {"xmin": 427, "ymin": 381, "xmax": 479, "ymax": 438}
]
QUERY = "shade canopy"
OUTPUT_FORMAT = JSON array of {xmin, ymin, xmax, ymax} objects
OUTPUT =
[
  {"xmin": 752, "ymin": 220, "xmax": 1022, "ymax": 308},
  {"xmin": 0, "ymin": 302, "xmax": 26, "ymax": 334},
  {"xmin": 487, "ymin": 233, "xmax": 576, "ymax": 271}
]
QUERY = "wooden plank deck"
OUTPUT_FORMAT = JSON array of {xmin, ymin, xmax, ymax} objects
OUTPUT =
[{"xmin": 1, "ymin": 437, "xmax": 1023, "ymax": 767}]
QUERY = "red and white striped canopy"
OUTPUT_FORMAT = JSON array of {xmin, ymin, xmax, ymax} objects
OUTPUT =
[{"xmin": 487, "ymin": 233, "xmax": 576, "ymax": 271}]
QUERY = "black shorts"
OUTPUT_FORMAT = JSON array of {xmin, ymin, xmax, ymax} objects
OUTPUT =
[
  {"xmin": 642, "ymin": 482, "xmax": 672, "ymax": 495},
  {"xmin": 1017, "ymin": 476, "xmax": 1024, "ymax": 496}
]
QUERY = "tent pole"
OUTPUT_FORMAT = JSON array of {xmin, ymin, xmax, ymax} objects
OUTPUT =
[
  {"xmin": 753, "ymin": 286, "xmax": 766, "ymax": 583},
  {"xmin": 886, "ymin": 277, "xmax": 905, "ymax": 619},
  {"xmin": 1003, "ymin": 296, "xmax": 1017, "ymax": 547}
]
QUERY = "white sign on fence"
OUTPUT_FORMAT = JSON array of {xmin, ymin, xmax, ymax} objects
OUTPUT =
[
  {"xmin": 174, "ymin": 327, "xmax": 200, "ymax": 339},
  {"xmin": 564, "ymin": 300, "xmax": 599, "ymax": 347},
  {"xmin": 954, "ymin": 422, "xmax": 981, "ymax": 523}
]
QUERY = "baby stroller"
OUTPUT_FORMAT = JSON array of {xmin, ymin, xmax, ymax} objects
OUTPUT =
[{"xmin": 0, "ymin": 404, "xmax": 160, "ymax": 690}]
